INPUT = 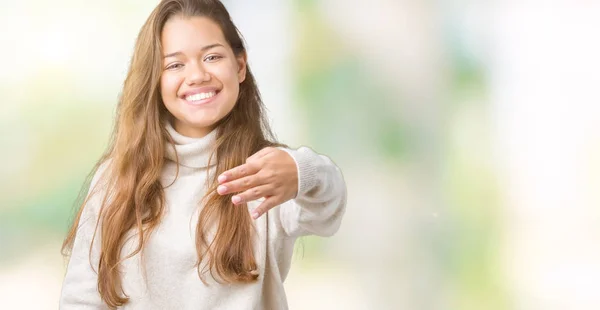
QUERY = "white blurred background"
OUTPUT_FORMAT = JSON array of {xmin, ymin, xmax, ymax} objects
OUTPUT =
[{"xmin": 1, "ymin": 0, "xmax": 599, "ymax": 309}]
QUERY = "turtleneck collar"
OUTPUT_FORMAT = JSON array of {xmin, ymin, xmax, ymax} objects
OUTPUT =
[{"xmin": 164, "ymin": 121, "xmax": 218, "ymax": 169}]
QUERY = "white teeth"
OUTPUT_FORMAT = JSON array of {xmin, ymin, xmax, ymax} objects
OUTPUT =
[{"xmin": 185, "ymin": 91, "xmax": 216, "ymax": 102}]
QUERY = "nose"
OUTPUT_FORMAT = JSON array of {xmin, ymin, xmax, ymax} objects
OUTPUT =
[{"xmin": 185, "ymin": 62, "xmax": 211, "ymax": 86}]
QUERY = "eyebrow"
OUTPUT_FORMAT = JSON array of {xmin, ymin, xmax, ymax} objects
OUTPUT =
[{"xmin": 163, "ymin": 43, "xmax": 225, "ymax": 59}]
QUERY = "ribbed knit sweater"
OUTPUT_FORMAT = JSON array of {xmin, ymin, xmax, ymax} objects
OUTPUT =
[{"xmin": 59, "ymin": 123, "xmax": 347, "ymax": 309}]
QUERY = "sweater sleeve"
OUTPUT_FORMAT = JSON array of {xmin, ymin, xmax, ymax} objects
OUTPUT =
[
  {"xmin": 276, "ymin": 146, "xmax": 347, "ymax": 238},
  {"xmin": 59, "ymin": 163, "xmax": 110, "ymax": 309}
]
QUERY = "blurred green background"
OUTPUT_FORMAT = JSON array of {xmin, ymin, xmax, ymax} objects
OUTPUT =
[{"xmin": 1, "ymin": 1, "xmax": 600, "ymax": 309}]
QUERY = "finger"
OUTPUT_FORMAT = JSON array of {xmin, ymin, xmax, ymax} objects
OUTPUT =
[
  {"xmin": 218, "ymin": 161, "xmax": 260, "ymax": 183},
  {"xmin": 251, "ymin": 196, "xmax": 280, "ymax": 220},
  {"xmin": 247, "ymin": 147, "xmax": 275, "ymax": 163},
  {"xmin": 218, "ymin": 173, "xmax": 266, "ymax": 195},
  {"xmin": 230, "ymin": 184, "xmax": 274, "ymax": 205}
]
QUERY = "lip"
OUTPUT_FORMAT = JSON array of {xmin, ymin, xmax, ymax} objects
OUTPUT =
[
  {"xmin": 180, "ymin": 87, "xmax": 221, "ymax": 106},
  {"xmin": 180, "ymin": 86, "xmax": 221, "ymax": 98}
]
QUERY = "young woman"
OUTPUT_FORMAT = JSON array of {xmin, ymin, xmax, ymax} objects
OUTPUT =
[{"xmin": 59, "ymin": 0, "xmax": 346, "ymax": 309}]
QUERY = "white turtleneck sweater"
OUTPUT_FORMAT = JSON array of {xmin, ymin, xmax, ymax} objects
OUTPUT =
[{"xmin": 59, "ymin": 124, "xmax": 347, "ymax": 310}]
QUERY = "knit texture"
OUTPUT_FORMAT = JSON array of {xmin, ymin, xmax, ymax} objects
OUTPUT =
[{"xmin": 59, "ymin": 123, "xmax": 347, "ymax": 310}]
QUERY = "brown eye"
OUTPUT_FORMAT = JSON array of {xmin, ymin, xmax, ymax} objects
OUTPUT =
[
  {"xmin": 166, "ymin": 63, "xmax": 183, "ymax": 70},
  {"xmin": 204, "ymin": 55, "xmax": 223, "ymax": 62}
]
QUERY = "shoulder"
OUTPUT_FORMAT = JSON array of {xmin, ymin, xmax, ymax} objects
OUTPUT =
[{"xmin": 89, "ymin": 158, "xmax": 114, "ymax": 189}]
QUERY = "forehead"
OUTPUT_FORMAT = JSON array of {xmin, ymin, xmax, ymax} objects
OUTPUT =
[{"xmin": 161, "ymin": 15, "xmax": 227, "ymax": 50}]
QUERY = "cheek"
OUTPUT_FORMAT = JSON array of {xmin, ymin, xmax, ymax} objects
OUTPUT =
[
  {"xmin": 214, "ymin": 65, "xmax": 242, "ymax": 99},
  {"xmin": 160, "ymin": 74, "xmax": 182, "ymax": 99},
  {"xmin": 215, "ymin": 60, "xmax": 242, "ymax": 85}
]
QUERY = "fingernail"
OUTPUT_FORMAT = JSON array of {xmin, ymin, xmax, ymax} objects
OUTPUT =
[
  {"xmin": 217, "ymin": 185, "xmax": 227, "ymax": 195},
  {"xmin": 232, "ymin": 196, "xmax": 242, "ymax": 204},
  {"xmin": 251, "ymin": 212, "xmax": 259, "ymax": 219},
  {"xmin": 218, "ymin": 175, "xmax": 227, "ymax": 183}
]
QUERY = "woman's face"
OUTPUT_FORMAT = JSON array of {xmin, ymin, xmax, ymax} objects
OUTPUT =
[{"xmin": 160, "ymin": 15, "xmax": 246, "ymax": 138}]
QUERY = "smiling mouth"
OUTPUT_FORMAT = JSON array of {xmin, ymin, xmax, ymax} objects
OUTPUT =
[{"xmin": 183, "ymin": 90, "xmax": 220, "ymax": 105}]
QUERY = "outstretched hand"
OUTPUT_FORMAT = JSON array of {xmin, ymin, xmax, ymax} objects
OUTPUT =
[{"xmin": 217, "ymin": 147, "xmax": 298, "ymax": 219}]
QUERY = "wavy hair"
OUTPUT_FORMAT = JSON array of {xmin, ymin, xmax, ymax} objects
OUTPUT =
[{"xmin": 62, "ymin": 0, "xmax": 283, "ymax": 307}]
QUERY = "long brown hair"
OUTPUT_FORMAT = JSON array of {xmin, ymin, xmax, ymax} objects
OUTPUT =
[{"xmin": 62, "ymin": 0, "xmax": 283, "ymax": 307}]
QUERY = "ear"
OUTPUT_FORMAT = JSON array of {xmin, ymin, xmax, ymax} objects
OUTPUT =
[{"xmin": 236, "ymin": 52, "xmax": 247, "ymax": 83}]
